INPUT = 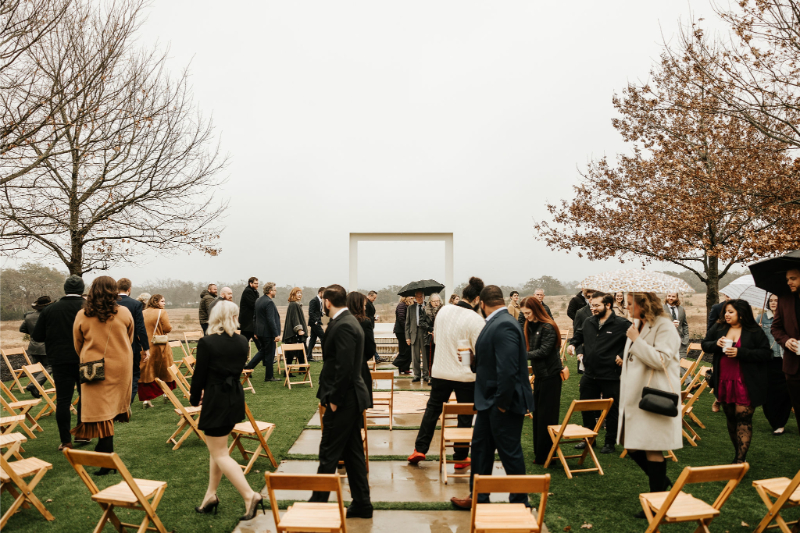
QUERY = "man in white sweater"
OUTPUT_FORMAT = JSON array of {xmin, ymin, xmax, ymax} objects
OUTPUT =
[{"xmin": 408, "ymin": 277, "xmax": 486, "ymax": 468}]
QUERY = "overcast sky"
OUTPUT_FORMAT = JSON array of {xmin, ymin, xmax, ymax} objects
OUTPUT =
[{"xmin": 11, "ymin": 1, "xmax": 727, "ymax": 291}]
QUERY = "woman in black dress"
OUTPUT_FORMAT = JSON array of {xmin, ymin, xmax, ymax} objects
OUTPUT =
[
  {"xmin": 348, "ymin": 291, "xmax": 375, "ymax": 408},
  {"xmin": 191, "ymin": 301, "xmax": 263, "ymax": 521},
  {"xmin": 283, "ymin": 287, "xmax": 308, "ymax": 367}
]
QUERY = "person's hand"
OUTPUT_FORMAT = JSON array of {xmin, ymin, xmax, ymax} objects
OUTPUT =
[
  {"xmin": 626, "ymin": 324, "xmax": 639, "ymax": 342},
  {"xmin": 615, "ymin": 355, "xmax": 623, "ymax": 367},
  {"xmin": 498, "ymin": 407, "xmax": 506, "ymax": 413},
  {"xmin": 142, "ymin": 349, "xmax": 150, "ymax": 363},
  {"xmin": 716, "ymin": 337, "xmax": 727, "ymax": 348},
  {"xmin": 298, "ymin": 330, "xmax": 304, "ymax": 336},
  {"xmin": 407, "ymin": 339, "xmax": 411, "ymax": 345},
  {"xmin": 253, "ymin": 334, "xmax": 258, "ymax": 340},
  {"xmin": 329, "ymin": 403, "xmax": 337, "ymax": 412},
  {"xmin": 568, "ymin": 345, "xmax": 575, "ymax": 356},
  {"xmin": 724, "ymin": 347, "xmax": 738, "ymax": 358},
  {"xmin": 787, "ymin": 339, "xmax": 799, "ymax": 353},
  {"xmin": 274, "ymin": 336, "xmax": 281, "ymax": 343}
]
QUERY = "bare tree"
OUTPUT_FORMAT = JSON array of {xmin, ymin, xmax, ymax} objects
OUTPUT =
[{"xmin": 0, "ymin": 0, "xmax": 228, "ymax": 274}]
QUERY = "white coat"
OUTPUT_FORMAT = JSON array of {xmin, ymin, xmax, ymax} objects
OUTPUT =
[{"xmin": 617, "ymin": 315, "xmax": 683, "ymax": 451}]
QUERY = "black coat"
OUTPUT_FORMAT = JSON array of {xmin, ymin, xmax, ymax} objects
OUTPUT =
[
  {"xmin": 567, "ymin": 292, "xmax": 587, "ymax": 321},
  {"xmin": 571, "ymin": 312, "xmax": 631, "ymax": 380},
  {"xmin": 253, "ymin": 295, "xmax": 281, "ymax": 340},
  {"xmin": 190, "ymin": 333, "xmax": 248, "ymax": 429},
  {"xmin": 118, "ymin": 295, "xmax": 149, "ymax": 359},
  {"xmin": 309, "ymin": 297, "xmax": 324, "ymax": 327},
  {"xmin": 358, "ymin": 318, "xmax": 375, "ymax": 408},
  {"xmin": 394, "ymin": 301, "xmax": 408, "ymax": 337},
  {"xmin": 525, "ymin": 321, "xmax": 562, "ymax": 379},
  {"xmin": 366, "ymin": 300, "xmax": 376, "ymax": 323},
  {"xmin": 571, "ymin": 304, "xmax": 592, "ymax": 342},
  {"xmin": 701, "ymin": 323, "xmax": 772, "ymax": 407},
  {"xmin": 317, "ymin": 310, "xmax": 371, "ymax": 411},
  {"xmin": 708, "ymin": 302, "xmax": 726, "ymax": 330},
  {"xmin": 283, "ymin": 301, "xmax": 308, "ymax": 343},
  {"xmin": 31, "ymin": 296, "xmax": 85, "ymax": 366},
  {"xmin": 238, "ymin": 286, "xmax": 259, "ymax": 331}
]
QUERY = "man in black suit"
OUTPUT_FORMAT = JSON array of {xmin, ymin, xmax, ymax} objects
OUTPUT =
[
  {"xmin": 31, "ymin": 275, "xmax": 88, "ymax": 450},
  {"xmin": 238, "ymin": 277, "xmax": 259, "ymax": 343},
  {"xmin": 306, "ymin": 287, "xmax": 326, "ymax": 360},
  {"xmin": 117, "ymin": 278, "xmax": 150, "ymax": 403},
  {"xmin": 707, "ymin": 292, "xmax": 730, "ymax": 330},
  {"xmin": 245, "ymin": 282, "xmax": 281, "ymax": 381},
  {"xmin": 366, "ymin": 290, "xmax": 380, "ymax": 362},
  {"xmin": 451, "ymin": 285, "xmax": 534, "ymax": 510},
  {"xmin": 309, "ymin": 284, "xmax": 373, "ymax": 518}
]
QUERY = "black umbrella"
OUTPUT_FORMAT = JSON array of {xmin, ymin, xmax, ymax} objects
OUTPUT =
[
  {"xmin": 748, "ymin": 250, "xmax": 800, "ymax": 296},
  {"xmin": 397, "ymin": 279, "xmax": 445, "ymax": 297}
]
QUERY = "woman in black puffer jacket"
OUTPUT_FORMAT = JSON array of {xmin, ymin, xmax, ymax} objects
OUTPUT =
[{"xmin": 521, "ymin": 297, "xmax": 564, "ymax": 465}]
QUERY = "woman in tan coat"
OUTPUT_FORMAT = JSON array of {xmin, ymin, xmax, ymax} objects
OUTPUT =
[
  {"xmin": 138, "ymin": 294, "xmax": 175, "ymax": 408},
  {"xmin": 72, "ymin": 275, "xmax": 134, "ymax": 476},
  {"xmin": 618, "ymin": 291, "xmax": 682, "ymax": 517}
]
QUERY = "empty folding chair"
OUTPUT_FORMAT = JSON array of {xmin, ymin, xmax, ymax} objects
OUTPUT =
[
  {"xmin": 1, "ymin": 381, "xmax": 42, "ymax": 438},
  {"xmin": 241, "ymin": 369, "xmax": 256, "ymax": 394},
  {"xmin": 183, "ymin": 331, "xmax": 203, "ymax": 357},
  {"xmin": 0, "ymin": 415, "xmax": 26, "ymax": 436},
  {"xmin": 367, "ymin": 370, "xmax": 395, "ymax": 430},
  {"xmin": 752, "ymin": 468, "xmax": 800, "ymax": 533},
  {"xmin": 543, "ymin": 398, "xmax": 614, "ymax": 479},
  {"xmin": 182, "ymin": 354, "xmax": 196, "ymax": 377},
  {"xmin": 0, "ymin": 433, "xmax": 27, "ymax": 460},
  {"xmin": 471, "ymin": 474, "xmax": 550, "ymax": 533},
  {"xmin": 282, "ymin": 343, "xmax": 312, "ymax": 389},
  {"xmin": 1, "ymin": 441, "xmax": 54, "ymax": 528},
  {"xmin": 21, "ymin": 363, "xmax": 64, "ymax": 420},
  {"xmin": 681, "ymin": 380, "xmax": 709, "ymax": 446},
  {"xmin": 229, "ymin": 403, "xmax": 277, "ymax": 474},
  {"xmin": 1, "ymin": 348, "xmax": 32, "ymax": 394},
  {"xmin": 264, "ymin": 472, "xmax": 347, "ymax": 533},
  {"xmin": 167, "ymin": 364, "xmax": 192, "ymax": 401},
  {"xmin": 439, "ymin": 402, "xmax": 476, "ymax": 484},
  {"xmin": 155, "ymin": 378, "xmax": 205, "ymax": 450}
]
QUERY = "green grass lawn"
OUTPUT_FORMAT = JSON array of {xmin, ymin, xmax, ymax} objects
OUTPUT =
[{"xmin": 3, "ymin": 350, "xmax": 800, "ymax": 532}]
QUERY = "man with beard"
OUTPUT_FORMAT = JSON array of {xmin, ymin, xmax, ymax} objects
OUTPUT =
[
  {"xmin": 245, "ymin": 282, "xmax": 281, "ymax": 382},
  {"xmin": 569, "ymin": 292, "xmax": 630, "ymax": 454},
  {"xmin": 238, "ymin": 277, "xmax": 259, "ymax": 343}
]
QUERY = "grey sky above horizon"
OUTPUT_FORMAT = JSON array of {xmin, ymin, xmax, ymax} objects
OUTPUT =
[{"xmin": 9, "ymin": 1, "xmax": 727, "ymax": 290}]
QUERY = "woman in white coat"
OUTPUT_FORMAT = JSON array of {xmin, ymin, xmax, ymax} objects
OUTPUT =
[{"xmin": 618, "ymin": 292, "xmax": 682, "ymax": 517}]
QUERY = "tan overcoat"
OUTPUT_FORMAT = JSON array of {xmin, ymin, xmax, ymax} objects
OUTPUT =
[
  {"xmin": 73, "ymin": 307, "xmax": 134, "ymax": 423},
  {"xmin": 140, "ymin": 307, "xmax": 174, "ymax": 383},
  {"xmin": 617, "ymin": 315, "xmax": 683, "ymax": 451}
]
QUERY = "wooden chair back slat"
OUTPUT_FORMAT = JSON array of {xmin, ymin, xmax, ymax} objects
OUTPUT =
[
  {"xmin": 442, "ymin": 402, "xmax": 477, "ymax": 417},
  {"xmin": 369, "ymin": 370, "xmax": 394, "ymax": 381}
]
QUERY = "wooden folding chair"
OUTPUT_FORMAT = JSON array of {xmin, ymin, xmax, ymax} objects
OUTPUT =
[
  {"xmin": 640, "ymin": 463, "xmax": 749, "ymax": 533},
  {"xmin": 183, "ymin": 331, "xmax": 203, "ymax": 356},
  {"xmin": 63, "ymin": 448, "xmax": 171, "ymax": 533},
  {"xmin": 439, "ymin": 402, "xmax": 476, "ymax": 484},
  {"xmin": 155, "ymin": 378, "xmax": 205, "ymax": 450},
  {"xmin": 470, "ymin": 474, "xmax": 550, "ymax": 533},
  {"xmin": 241, "ymin": 369, "xmax": 256, "ymax": 394},
  {"xmin": 367, "ymin": 370, "xmax": 394, "ymax": 430},
  {"xmin": 182, "ymin": 354, "xmax": 196, "ymax": 377},
  {"xmin": 1, "ymin": 348, "xmax": 32, "ymax": 394},
  {"xmin": 1, "ymin": 433, "xmax": 27, "ymax": 460},
  {"xmin": 543, "ymin": 398, "xmax": 614, "ymax": 479},
  {"xmin": 1, "ymin": 381, "xmax": 42, "ymax": 438},
  {"xmin": 1, "ymin": 441, "xmax": 54, "ymax": 528},
  {"xmin": 282, "ymin": 343, "xmax": 312, "ymax": 389},
  {"xmin": 681, "ymin": 380, "xmax": 709, "ymax": 446},
  {"xmin": 229, "ymin": 402, "xmax": 277, "ymax": 474},
  {"xmin": 264, "ymin": 472, "xmax": 347, "ymax": 533},
  {"xmin": 1, "ymin": 415, "xmax": 26, "ymax": 436},
  {"xmin": 753, "ymin": 469, "xmax": 800, "ymax": 533},
  {"xmin": 21, "ymin": 363, "xmax": 68, "ymax": 420},
  {"xmin": 167, "ymin": 364, "xmax": 192, "ymax": 401},
  {"xmin": 168, "ymin": 340, "xmax": 189, "ymax": 371},
  {"xmin": 319, "ymin": 404, "xmax": 369, "ymax": 472}
]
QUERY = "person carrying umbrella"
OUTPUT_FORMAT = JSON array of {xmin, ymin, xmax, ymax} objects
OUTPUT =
[{"xmin": 398, "ymin": 280, "xmax": 445, "ymax": 384}]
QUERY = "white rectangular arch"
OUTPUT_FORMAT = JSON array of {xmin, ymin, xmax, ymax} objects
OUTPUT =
[{"xmin": 349, "ymin": 232, "xmax": 454, "ymax": 301}]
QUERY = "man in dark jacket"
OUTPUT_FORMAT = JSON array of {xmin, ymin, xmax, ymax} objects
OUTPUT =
[
  {"xmin": 451, "ymin": 285, "xmax": 534, "ymax": 510},
  {"xmin": 31, "ymin": 275, "xmax": 87, "ymax": 449},
  {"xmin": 309, "ymin": 284, "xmax": 373, "ymax": 517},
  {"xmin": 245, "ymin": 282, "xmax": 281, "ymax": 381},
  {"xmin": 238, "ymin": 277, "xmax": 259, "ymax": 342},
  {"xmin": 307, "ymin": 287, "xmax": 325, "ymax": 360},
  {"xmin": 570, "ymin": 292, "xmax": 630, "ymax": 454},
  {"xmin": 772, "ymin": 268, "xmax": 800, "ymax": 437},
  {"xmin": 366, "ymin": 291, "xmax": 380, "ymax": 362},
  {"xmin": 21, "ymin": 295, "xmax": 51, "ymax": 396},
  {"xmin": 198, "ymin": 284, "xmax": 217, "ymax": 334},
  {"xmin": 707, "ymin": 293, "xmax": 730, "ymax": 330},
  {"xmin": 117, "ymin": 278, "xmax": 150, "ymax": 403},
  {"xmin": 567, "ymin": 288, "xmax": 594, "ymax": 321}
]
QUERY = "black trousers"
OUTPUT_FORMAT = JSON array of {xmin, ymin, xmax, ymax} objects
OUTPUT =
[
  {"xmin": 763, "ymin": 359, "xmax": 792, "ymax": 430},
  {"xmin": 414, "ymin": 378, "xmax": 474, "ymax": 458},
  {"xmin": 785, "ymin": 372, "xmax": 800, "ymax": 436},
  {"xmin": 244, "ymin": 338, "xmax": 275, "ymax": 380},
  {"xmin": 393, "ymin": 332, "xmax": 411, "ymax": 372},
  {"xmin": 533, "ymin": 373, "xmax": 562, "ymax": 463},
  {"xmin": 579, "ymin": 375, "xmax": 619, "ymax": 445},
  {"xmin": 51, "ymin": 363, "xmax": 81, "ymax": 444},
  {"xmin": 130, "ymin": 352, "xmax": 141, "ymax": 404},
  {"xmin": 307, "ymin": 324, "xmax": 324, "ymax": 359},
  {"xmin": 470, "ymin": 407, "xmax": 528, "ymax": 505},
  {"xmin": 309, "ymin": 391, "xmax": 371, "ymax": 508}
]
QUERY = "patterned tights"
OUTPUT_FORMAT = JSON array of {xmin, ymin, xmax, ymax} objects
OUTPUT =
[{"xmin": 721, "ymin": 402, "xmax": 754, "ymax": 463}]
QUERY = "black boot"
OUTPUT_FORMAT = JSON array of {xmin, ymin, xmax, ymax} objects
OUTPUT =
[
  {"xmin": 628, "ymin": 450, "xmax": 649, "ymax": 474},
  {"xmin": 648, "ymin": 459, "xmax": 668, "ymax": 492}
]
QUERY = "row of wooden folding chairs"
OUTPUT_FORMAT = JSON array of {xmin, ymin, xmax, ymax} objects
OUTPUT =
[{"xmin": 1, "ymin": 381, "xmax": 43, "ymax": 438}]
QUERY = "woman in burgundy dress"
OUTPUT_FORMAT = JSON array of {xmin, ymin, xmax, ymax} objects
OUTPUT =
[{"xmin": 702, "ymin": 299, "xmax": 771, "ymax": 463}]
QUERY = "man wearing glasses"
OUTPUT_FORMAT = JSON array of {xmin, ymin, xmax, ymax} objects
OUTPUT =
[{"xmin": 569, "ymin": 292, "xmax": 631, "ymax": 454}]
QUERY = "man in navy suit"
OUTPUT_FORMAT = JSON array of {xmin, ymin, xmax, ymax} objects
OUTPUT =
[
  {"xmin": 117, "ymin": 278, "xmax": 150, "ymax": 403},
  {"xmin": 306, "ymin": 287, "xmax": 325, "ymax": 360},
  {"xmin": 451, "ymin": 285, "xmax": 534, "ymax": 510},
  {"xmin": 245, "ymin": 282, "xmax": 281, "ymax": 381}
]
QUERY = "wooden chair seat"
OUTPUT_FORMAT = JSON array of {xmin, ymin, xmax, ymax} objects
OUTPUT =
[
  {"xmin": 0, "ymin": 433, "xmax": 27, "ymax": 460},
  {"xmin": 474, "ymin": 503, "xmax": 539, "ymax": 532},
  {"xmin": 0, "ymin": 456, "xmax": 51, "ymax": 483},
  {"xmin": 175, "ymin": 405, "xmax": 202, "ymax": 416},
  {"xmin": 752, "ymin": 470, "xmax": 800, "ymax": 533},
  {"xmin": 1, "ymin": 443, "xmax": 54, "ymax": 527},
  {"xmin": 1, "ymin": 415, "xmax": 26, "ymax": 434},
  {"xmin": 232, "ymin": 419, "xmax": 274, "ymax": 435},
  {"xmin": 445, "ymin": 427, "xmax": 474, "ymax": 442},
  {"xmin": 280, "ymin": 502, "xmax": 342, "ymax": 530},
  {"xmin": 229, "ymin": 404, "xmax": 277, "ymax": 474},
  {"xmin": 754, "ymin": 477, "xmax": 800, "ymax": 503},
  {"xmin": 93, "ymin": 479, "xmax": 167, "ymax": 505},
  {"xmin": 547, "ymin": 423, "xmax": 597, "ymax": 440},
  {"xmin": 8, "ymin": 399, "xmax": 43, "ymax": 409},
  {"xmin": 641, "ymin": 491, "xmax": 720, "ymax": 521}
]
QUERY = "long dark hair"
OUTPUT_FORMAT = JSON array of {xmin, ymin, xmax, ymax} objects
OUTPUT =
[
  {"xmin": 720, "ymin": 298, "xmax": 758, "ymax": 329},
  {"xmin": 83, "ymin": 276, "xmax": 119, "ymax": 323},
  {"xmin": 347, "ymin": 291, "xmax": 368, "ymax": 323},
  {"xmin": 521, "ymin": 297, "xmax": 561, "ymax": 351}
]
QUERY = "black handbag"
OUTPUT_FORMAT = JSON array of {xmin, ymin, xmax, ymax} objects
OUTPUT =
[
  {"xmin": 79, "ymin": 333, "xmax": 109, "ymax": 384},
  {"xmin": 638, "ymin": 362, "xmax": 679, "ymax": 418}
]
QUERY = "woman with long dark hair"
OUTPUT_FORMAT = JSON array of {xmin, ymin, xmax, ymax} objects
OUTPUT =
[
  {"xmin": 347, "ymin": 291, "xmax": 375, "ymax": 408},
  {"xmin": 702, "ymin": 298, "xmax": 772, "ymax": 463},
  {"xmin": 283, "ymin": 287, "xmax": 308, "ymax": 367},
  {"xmin": 71, "ymin": 276, "xmax": 134, "ymax": 475},
  {"xmin": 521, "ymin": 297, "xmax": 563, "ymax": 465}
]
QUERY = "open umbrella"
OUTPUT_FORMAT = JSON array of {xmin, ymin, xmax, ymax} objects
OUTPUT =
[
  {"xmin": 719, "ymin": 274, "xmax": 769, "ymax": 309},
  {"xmin": 748, "ymin": 250, "xmax": 800, "ymax": 296},
  {"xmin": 397, "ymin": 279, "xmax": 445, "ymax": 297},
  {"xmin": 580, "ymin": 269, "xmax": 695, "ymax": 294}
]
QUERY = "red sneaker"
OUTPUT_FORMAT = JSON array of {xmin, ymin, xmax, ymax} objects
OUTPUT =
[
  {"xmin": 453, "ymin": 461, "xmax": 471, "ymax": 470},
  {"xmin": 407, "ymin": 450, "xmax": 426, "ymax": 464}
]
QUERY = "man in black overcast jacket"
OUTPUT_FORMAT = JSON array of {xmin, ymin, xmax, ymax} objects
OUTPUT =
[
  {"xmin": 246, "ymin": 282, "xmax": 281, "ymax": 381},
  {"xmin": 117, "ymin": 278, "xmax": 149, "ymax": 403},
  {"xmin": 569, "ymin": 292, "xmax": 631, "ymax": 454},
  {"xmin": 307, "ymin": 287, "xmax": 325, "ymax": 360},
  {"xmin": 309, "ymin": 284, "xmax": 373, "ymax": 518},
  {"xmin": 238, "ymin": 277, "xmax": 259, "ymax": 342},
  {"xmin": 31, "ymin": 275, "xmax": 87, "ymax": 449},
  {"xmin": 567, "ymin": 288, "xmax": 593, "ymax": 321}
]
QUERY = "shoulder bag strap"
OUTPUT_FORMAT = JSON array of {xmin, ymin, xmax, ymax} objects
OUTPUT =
[
  {"xmin": 154, "ymin": 309, "xmax": 162, "ymax": 335},
  {"xmin": 644, "ymin": 354, "xmax": 677, "ymax": 394}
]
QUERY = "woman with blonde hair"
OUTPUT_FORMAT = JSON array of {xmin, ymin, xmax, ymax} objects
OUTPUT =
[
  {"xmin": 72, "ymin": 276, "xmax": 134, "ymax": 475},
  {"xmin": 191, "ymin": 301, "xmax": 263, "ymax": 520},
  {"xmin": 137, "ymin": 292, "xmax": 151, "ymax": 306},
  {"xmin": 619, "ymin": 292, "xmax": 682, "ymax": 517},
  {"xmin": 282, "ymin": 287, "xmax": 308, "ymax": 367},
  {"xmin": 138, "ymin": 294, "xmax": 175, "ymax": 408}
]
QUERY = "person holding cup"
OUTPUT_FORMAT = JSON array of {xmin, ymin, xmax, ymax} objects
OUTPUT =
[{"xmin": 702, "ymin": 299, "xmax": 772, "ymax": 463}]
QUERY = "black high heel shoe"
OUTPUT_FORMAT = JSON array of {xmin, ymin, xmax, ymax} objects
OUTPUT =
[
  {"xmin": 240, "ymin": 493, "xmax": 264, "ymax": 520},
  {"xmin": 93, "ymin": 468, "xmax": 117, "ymax": 476},
  {"xmin": 195, "ymin": 495, "xmax": 219, "ymax": 515}
]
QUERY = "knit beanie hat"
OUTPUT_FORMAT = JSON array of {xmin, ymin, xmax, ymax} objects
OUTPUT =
[{"xmin": 64, "ymin": 275, "xmax": 85, "ymax": 295}]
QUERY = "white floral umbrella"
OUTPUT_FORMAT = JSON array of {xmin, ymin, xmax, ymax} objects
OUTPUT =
[{"xmin": 580, "ymin": 269, "xmax": 695, "ymax": 294}]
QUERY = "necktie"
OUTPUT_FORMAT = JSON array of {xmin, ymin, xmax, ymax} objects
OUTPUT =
[{"xmin": 671, "ymin": 307, "xmax": 677, "ymax": 320}]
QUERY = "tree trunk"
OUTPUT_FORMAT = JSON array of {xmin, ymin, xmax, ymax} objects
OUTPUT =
[
  {"xmin": 705, "ymin": 256, "xmax": 720, "ymax": 323},
  {"xmin": 67, "ymin": 228, "xmax": 82, "ymax": 276}
]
